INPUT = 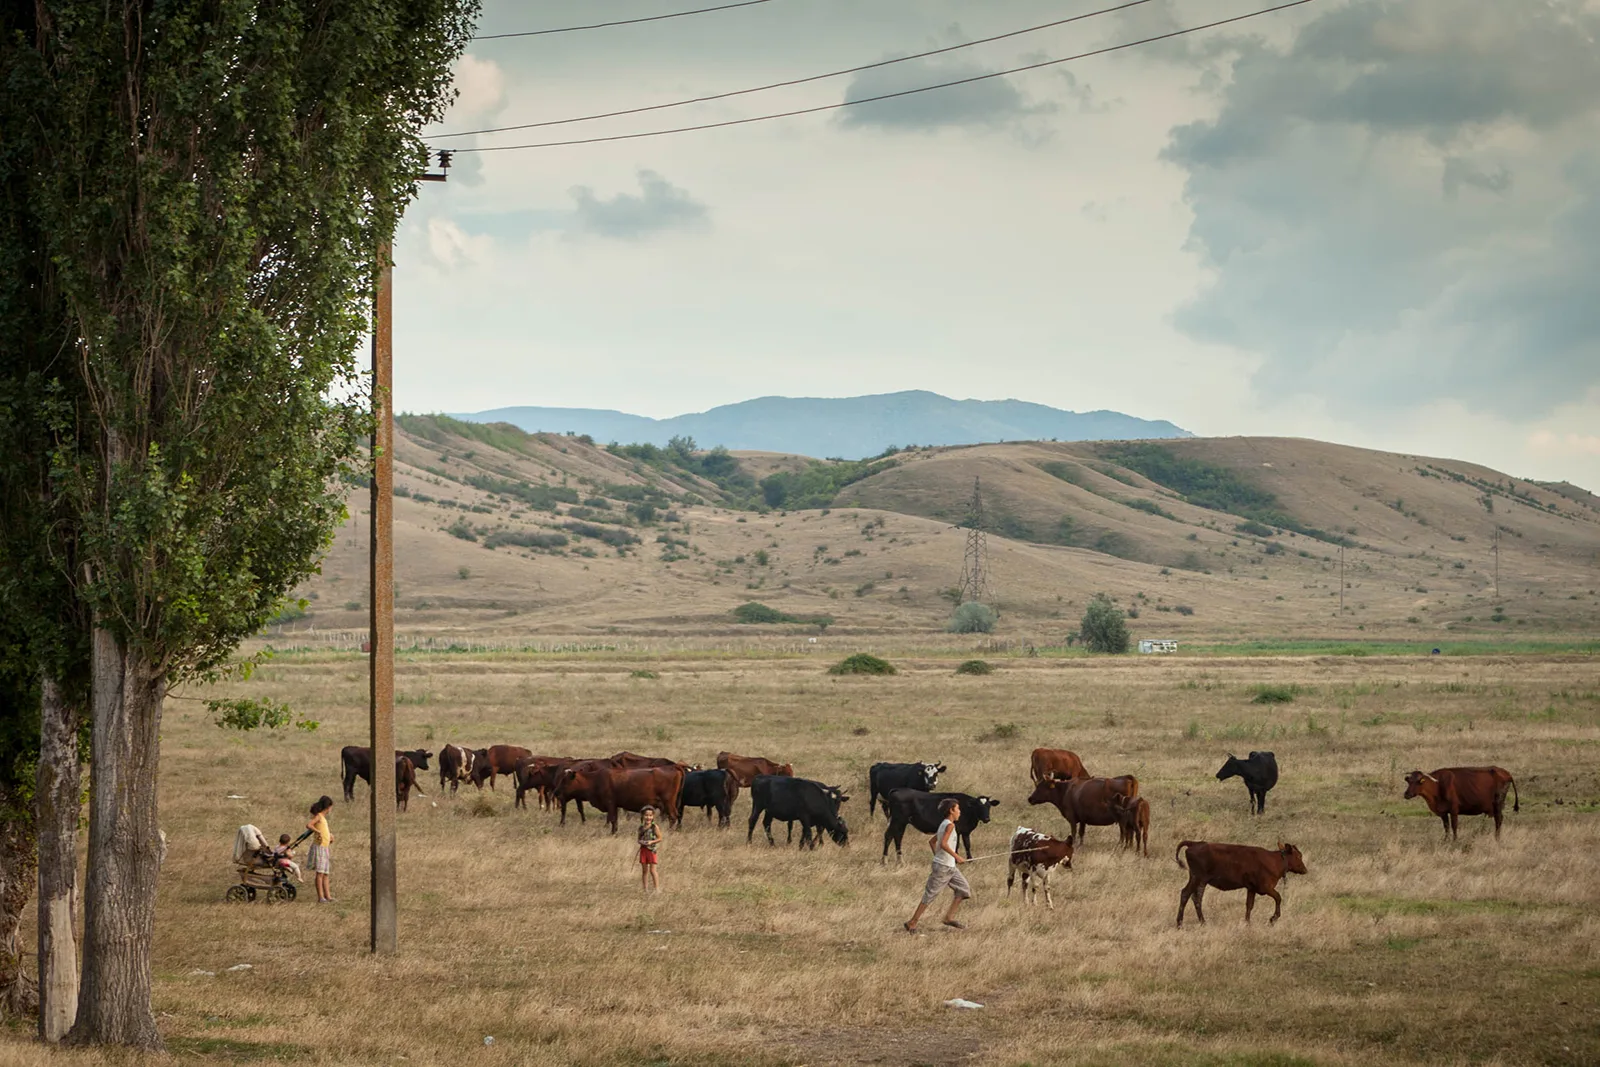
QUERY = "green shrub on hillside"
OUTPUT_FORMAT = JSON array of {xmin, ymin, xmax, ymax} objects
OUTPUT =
[
  {"xmin": 828, "ymin": 653, "xmax": 896, "ymax": 676},
  {"xmin": 955, "ymin": 659, "xmax": 995, "ymax": 675},
  {"xmin": 948, "ymin": 603, "xmax": 998, "ymax": 634},
  {"xmin": 732, "ymin": 601, "xmax": 834, "ymax": 628},
  {"xmin": 1080, "ymin": 594, "xmax": 1129, "ymax": 654}
]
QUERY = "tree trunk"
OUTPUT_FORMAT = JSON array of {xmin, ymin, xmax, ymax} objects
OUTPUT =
[
  {"xmin": 37, "ymin": 674, "xmax": 82, "ymax": 1042},
  {"xmin": 0, "ymin": 783, "xmax": 40, "ymax": 1023},
  {"xmin": 67, "ymin": 626, "xmax": 163, "ymax": 1050}
]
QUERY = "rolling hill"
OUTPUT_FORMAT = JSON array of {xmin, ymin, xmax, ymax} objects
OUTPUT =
[
  {"xmin": 449, "ymin": 390, "xmax": 1192, "ymax": 459},
  {"xmin": 267, "ymin": 416, "xmax": 1600, "ymax": 646}
]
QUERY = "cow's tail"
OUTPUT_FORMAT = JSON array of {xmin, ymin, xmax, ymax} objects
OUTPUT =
[
  {"xmin": 1510, "ymin": 774, "xmax": 1519, "ymax": 813},
  {"xmin": 1174, "ymin": 841, "xmax": 1195, "ymax": 869}
]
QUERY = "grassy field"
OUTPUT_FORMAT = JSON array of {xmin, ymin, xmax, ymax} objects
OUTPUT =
[{"xmin": 5, "ymin": 651, "xmax": 1599, "ymax": 1066}]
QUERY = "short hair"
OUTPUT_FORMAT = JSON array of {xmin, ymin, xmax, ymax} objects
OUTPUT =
[
  {"xmin": 279, "ymin": 834, "xmax": 291, "ymax": 844},
  {"xmin": 938, "ymin": 798, "xmax": 960, "ymax": 818}
]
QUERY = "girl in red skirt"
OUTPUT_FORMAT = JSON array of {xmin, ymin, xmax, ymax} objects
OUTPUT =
[{"xmin": 638, "ymin": 806, "xmax": 662, "ymax": 891}]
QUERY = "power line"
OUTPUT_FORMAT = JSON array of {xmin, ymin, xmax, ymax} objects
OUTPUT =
[
  {"xmin": 472, "ymin": 0, "xmax": 777, "ymax": 41},
  {"xmin": 452, "ymin": 0, "xmax": 1318, "ymax": 153},
  {"xmin": 439, "ymin": 0, "xmax": 1155, "ymax": 139}
]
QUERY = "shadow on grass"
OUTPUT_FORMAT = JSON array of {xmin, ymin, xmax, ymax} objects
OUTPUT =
[{"xmin": 166, "ymin": 1036, "xmax": 308, "ymax": 1061}]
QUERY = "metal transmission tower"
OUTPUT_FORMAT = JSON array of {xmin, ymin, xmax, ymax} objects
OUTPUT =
[{"xmin": 957, "ymin": 477, "xmax": 993, "ymax": 605}]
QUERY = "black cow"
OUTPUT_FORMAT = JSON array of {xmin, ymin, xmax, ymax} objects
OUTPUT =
[
  {"xmin": 881, "ymin": 789, "xmax": 1001, "ymax": 863},
  {"xmin": 341, "ymin": 746, "xmax": 433, "ymax": 802},
  {"xmin": 747, "ymin": 775, "xmax": 849, "ymax": 849},
  {"xmin": 867, "ymin": 761, "xmax": 946, "ymax": 819},
  {"xmin": 1216, "ymin": 752, "xmax": 1278, "ymax": 814},
  {"xmin": 681, "ymin": 768, "xmax": 737, "ymax": 828}
]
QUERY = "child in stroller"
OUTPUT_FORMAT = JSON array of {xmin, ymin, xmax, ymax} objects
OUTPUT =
[{"xmin": 227, "ymin": 824, "xmax": 312, "ymax": 904}]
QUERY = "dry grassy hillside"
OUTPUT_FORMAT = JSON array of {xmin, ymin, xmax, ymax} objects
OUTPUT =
[{"xmin": 271, "ymin": 420, "xmax": 1600, "ymax": 645}]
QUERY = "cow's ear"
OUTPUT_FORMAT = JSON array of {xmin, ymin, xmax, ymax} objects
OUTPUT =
[{"xmin": 989, "ymin": 799, "xmax": 1001, "ymax": 808}]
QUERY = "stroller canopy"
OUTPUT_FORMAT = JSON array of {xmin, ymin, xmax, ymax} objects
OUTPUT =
[{"xmin": 233, "ymin": 824, "xmax": 270, "ymax": 865}]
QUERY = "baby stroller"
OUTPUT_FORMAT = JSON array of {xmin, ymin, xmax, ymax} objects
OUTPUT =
[{"xmin": 226, "ymin": 824, "xmax": 307, "ymax": 904}]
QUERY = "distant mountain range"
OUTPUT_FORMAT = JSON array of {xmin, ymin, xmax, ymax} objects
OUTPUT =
[{"xmin": 448, "ymin": 391, "xmax": 1191, "ymax": 458}]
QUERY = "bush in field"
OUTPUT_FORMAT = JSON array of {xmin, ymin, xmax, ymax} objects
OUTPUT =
[
  {"xmin": 1251, "ymin": 684, "xmax": 1299, "ymax": 704},
  {"xmin": 955, "ymin": 659, "xmax": 995, "ymax": 675},
  {"xmin": 484, "ymin": 530, "xmax": 569, "ymax": 550},
  {"xmin": 734, "ymin": 601, "xmax": 788, "ymax": 623},
  {"xmin": 948, "ymin": 602, "xmax": 997, "ymax": 633},
  {"xmin": 828, "ymin": 653, "xmax": 896, "ymax": 676},
  {"xmin": 1080, "ymin": 594, "xmax": 1129, "ymax": 654}
]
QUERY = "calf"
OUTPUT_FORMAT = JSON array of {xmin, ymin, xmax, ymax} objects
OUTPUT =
[
  {"xmin": 1111, "ymin": 794, "xmax": 1150, "ymax": 856},
  {"xmin": 1030, "ymin": 747, "xmax": 1088, "ymax": 783},
  {"xmin": 395, "ymin": 756, "xmax": 425, "ymax": 812},
  {"xmin": 867, "ymin": 761, "xmax": 945, "ymax": 819},
  {"xmin": 513, "ymin": 756, "xmax": 569, "ymax": 811},
  {"xmin": 438, "ymin": 743, "xmax": 477, "ymax": 795},
  {"xmin": 341, "ymin": 746, "xmax": 433, "ymax": 802},
  {"xmin": 1007, "ymin": 827, "xmax": 1073, "ymax": 908},
  {"xmin": 681, "ymin": 768, "xmax": 736, "ymax": 827},
  {"xmin": 881, "ymin": 789, "xmax": 1001, "ymax": 863},
  {"xmin": 747, "ymin": 775, "xmax": 848, "ymax": 849},
  {"xmin": 1175, "ymin": 840, "xmax": 1307, "ymax": 926},
  {"xmin": 1216, "ymin": 751, "xmax": 1278, "ymax": 814},
  {"xmin": 717, "ymin": 751, "xmax": 793, "ymax": 787},
  {"xmin": 1027, "ymin": 775, "xmax": 1138, "ymax": 843},
  {"xmin": 1403, "ymin": 766, "xmax": 1519, "ymax": 840},
  {"xmin": 470, "ymin": 744, "xmax": 533, "ymax": 791}
]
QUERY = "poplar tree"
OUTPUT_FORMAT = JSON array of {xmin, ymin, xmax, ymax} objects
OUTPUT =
[{"xmin": 0, "ymin": 0, "xmax": 477, "ymax": 1047}]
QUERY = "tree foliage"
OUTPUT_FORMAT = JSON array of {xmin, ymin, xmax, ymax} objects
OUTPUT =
[{"xmin": 1080, "ymin": 594, "xmax": 1130, "ymax": 654}]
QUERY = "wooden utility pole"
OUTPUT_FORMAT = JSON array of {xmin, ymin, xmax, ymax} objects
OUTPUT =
[
  {"xmin": 1493, "ymin": 526, "xmax": 1500, "ymax": 600},
  {"xmin": 369, "ymin": 150, "xmax": 451, "ymax": 955},
  {"xmin": 369, "ymin": 242, "xmax": 397, "ymax": 955}
]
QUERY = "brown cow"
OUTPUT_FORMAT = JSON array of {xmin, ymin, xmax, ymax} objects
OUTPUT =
[
  {"xmin": 471, "ymin": 745, "xmax": 533, "ymax": 791},
  {"xmin": 1175, "ymin": 840, "xmax": 1307, "ymax": 926},
  {"xmin": 1030, "ymin": 747, "xmax": 1089, "ymax": 783},
  {"xmin": 609, "ymin": 751, "xmax": 690, "ymax": 772},
  {"xmin": 513, "ymin": 756, "xmax": 570, "ymax": 810},
  {"xmin": 1027, "ymin": 774, "xmax": 1138, "ymax": 843},
  {"xmin": 395, "ymin": 756, "xmax": 424, "ymax": 812},
  {"xmin": 1007, "ymin": 826, "xmax": 1073, "ymax": 908},
  {"xmin": 716, "ymin": 751, "xmax": 793, "ymax": 787},
  {"xmin": 1111, "ymin": 794, "xmax": 1150, "ymax": 857},
  {"xmin": 1403, "ymin": 766, "xmax": 1519, "ymax": 840},
  {"xmin": 553, "ymin": 760, "xmax": 613, "ymax": 825},
  {"xmin": 600, "ymin": 765, "xmax": 687, "ymax": 833}
]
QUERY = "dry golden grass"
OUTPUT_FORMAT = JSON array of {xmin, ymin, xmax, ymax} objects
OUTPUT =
[{"xmin": 6, "ymin": 652, "xmax": 1599, "ymax": 1066}]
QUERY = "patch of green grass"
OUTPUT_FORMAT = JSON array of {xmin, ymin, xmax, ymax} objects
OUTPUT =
[
  {"xmin": 629, "ymin": 669, "xmax": 660, "ymax": 679},
  {"xmin": 1078, "ymin": 1045, "xmax": 1318, "ymax": 1067},
  {"xmin": 955, "ymin": 658, "xmax": 995, "ymax": 675},
  {"xmin": 1385, "ymin": 935, "xmax": 1424, "ymax": 951},
  {"xmin": 976, "ymin": 721, "xmax": 1021, "ymax": 742},
  {"xmin": 1336, "ymin": 894, "xmax": 1527, "ymax": 917},
  {"xmin": 1190, "ymin": 639, "xmax": 1600, "ymax": 657},
  {"xmin": 1250, "ymin": 684, "xmax": 1303, "ymax": 705},
  {"xmin": 166, "ymin": 1037, "xmax": 308, "ymax": 1061}
]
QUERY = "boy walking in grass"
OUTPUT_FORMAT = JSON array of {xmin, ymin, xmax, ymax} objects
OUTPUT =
[
  {"xmin": 904, "ymin": 798, "xmax": 969, "ymax": 933},
  {"xmin": 638, "ymin": 806, "xmax": 662, "ymax": 891}
]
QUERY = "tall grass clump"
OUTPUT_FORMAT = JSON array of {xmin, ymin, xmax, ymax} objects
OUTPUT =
[
  {"xmin": 1251, "ymin": 683, "xmax": 1301, "ymax": 704},
  {"xmin": 828, "ymin": 653, "xmax": 896, "ymax": 676},
  {"xmin": 955, "ymin": 659, "xmax": 995, "ymax": 675}
]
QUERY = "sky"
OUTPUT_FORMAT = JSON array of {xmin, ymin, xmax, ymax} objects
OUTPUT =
[{"xmin": 398, "ymin": 0, "xmax": 1600, "ymax": 490}]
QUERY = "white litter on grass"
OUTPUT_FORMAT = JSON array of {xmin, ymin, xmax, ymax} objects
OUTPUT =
[
  {"xmin": 226, "ymin": 794, "xmax": 246, "ymax": 800},
  {"xmin": 943, "ymin": 998, "xmax": 984, "ymax": 1010},
  {"xmin": 226, "ymin": 963, "xmax": 252, "ymax": 972},
  {"xmin": 189, "ymin": 969, "xmax": 215, "ymax": 977},
  {"xmin": 647, "ymin": 930, "xmax": 672, "ymax": 935},
  {"xmin": 483, "ymin": 1036, "xmax": 495, "ymax": 1046}
]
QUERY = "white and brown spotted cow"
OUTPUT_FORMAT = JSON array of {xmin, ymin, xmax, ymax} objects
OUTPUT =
[
  {"xmin": 1007, "ymin": 826, "xmax": 1073, "ymax": 909},
  {"xmin": 438, "ymin": 743, "xmax": 477, "ymax": 795}
]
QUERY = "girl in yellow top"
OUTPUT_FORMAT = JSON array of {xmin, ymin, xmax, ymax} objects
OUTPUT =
[{"xmin": 306, "ymin": 795, "xmax": 335, "ymax": 903}]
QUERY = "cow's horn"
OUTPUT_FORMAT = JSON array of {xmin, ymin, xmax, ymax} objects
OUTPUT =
[{"xmin": 1420, "ymin": 772, "xmax": 1436, "ymax": 782}]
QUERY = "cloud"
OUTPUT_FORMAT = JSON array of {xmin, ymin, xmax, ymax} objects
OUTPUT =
[
  {"xmin": 450, "ymin": 55, "xmax": 506, "ymax": 123},
  {"xmin": 838, "ymin": 54, "xmax": 1050, "ymax": 131},
  {"xmin": 569, "ymin": 171, "xmax": 710, "ymax": 240},
  {"xmin": 425, "ymin": 217, "xmax": 494, "ymax": 269},
  {"xmin": 1529, "ymin": 431, "xmax": 1600, "ymax": 457},
  {"xmin": 1163, "ymin": 0, "xmax": 1600, "ymax": 420}
]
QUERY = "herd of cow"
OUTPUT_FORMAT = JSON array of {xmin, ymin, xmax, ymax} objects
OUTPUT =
[{"xmin": 336, "ymin": 742, "xmax": 1521, "ymax": 926}]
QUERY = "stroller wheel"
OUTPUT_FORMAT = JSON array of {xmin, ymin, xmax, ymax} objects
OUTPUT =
[
  {"xmin": 282, "ymin": 882, "xmax": 298, "ymax": 902},
  {"xmin": 265, "ymin": 885, "xmax": 291, "ymax": 905},
  {"xmin": 225, "ymin": 885, "xmax": 249, "ymax": 904}
]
